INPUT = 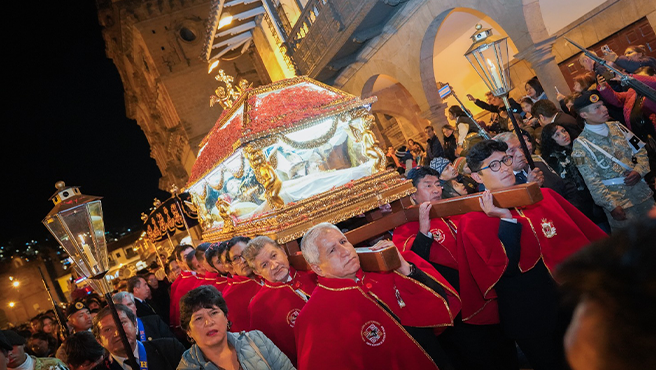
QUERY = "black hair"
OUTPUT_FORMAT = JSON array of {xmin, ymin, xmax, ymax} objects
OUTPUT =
[
  {"xmin": 179, "ymin": 285, "xmax": 229, "ymax": 332},
  {"xmin": 525, "ymin": 76, "xmax": 544, "ymax": 97},
  {"xmin": 557, "ymin": 218, "xmax": 656, "ymax": 370},
  {"xmin": 204, "ymin": 243, "xmax": 225, "ymax": 270},
  {"xmin": 406, "ymin": 166, "xmax": 440, "ymax": 187},
  {"xmin": 63, "ymin": 331, "xmax": 106, "ymax": 368},
  {"xmin": 540, "ymin": 123, "xmax": 579, "ymax": 158},
  {"xmin": 126, "ymin": 276, "xmax": 145, "ymax": 294},
  {"xmin": 28, "ymin": 331, "xmax": 57, "ymax": 357},
  {"xmin": 195, "ymin": 243, "xmax": 212, "ymax": 262},
  {"xmin": 531, "ymin": 99, "xmax": 558, "ymax": 119},
  {"xmin": 448, "ymin": 105, "xmax": 467, "ymax": 118},
  {"xmin": 174, "ymin": 244, "xmax": 194, "ymax": 262},
  {"xmin": 185, "ymin": 250, "xmax": 197, "ymax": 271},
  {"xmin": 466, "ymin": 140, "xmax": 509, "ymax": 172},
  {"xmin": 227, "ymin": 236, "xmax": 251, "ymax": 260},
  {"xmin": 441, "ymin": 179, "xmax": 465, "ymax": 199},
  {"xmin": 92, "ymin": 304, "xmax": 136, "ymax": 341}
]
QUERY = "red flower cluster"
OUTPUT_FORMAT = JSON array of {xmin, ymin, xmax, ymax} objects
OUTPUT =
[
  {"xmin": 245, "ymin": 85, "xmax": 342, "ymax": 136},
  {"xmin": 188, "ymin": 113, "xmax": 244, "ymax": 185}
]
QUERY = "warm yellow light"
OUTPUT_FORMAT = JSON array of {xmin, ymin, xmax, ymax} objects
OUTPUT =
[
  {"xmin": 8, "ymin": 302, "xmax": 15, "ymax": 308},
  {"xmin": 12, "ymin": 281, "xmax": 19, "ymax": 287},
  {"xmin": 218, "ymin": 14, "xmax": 233, "ymax": 29},
  {"xmin": 208, "ymin": 60, "xmax": 220, "ymax": 74}
]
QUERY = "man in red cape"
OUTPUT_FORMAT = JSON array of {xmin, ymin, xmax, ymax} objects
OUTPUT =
[
  {"xmin": 204, "ymin": 242, "xmax": 231, "ymax": 293},
  {"xmin": 295, "ymin": 223, "xmax": 457, "ymax": 370},
  {"xmin": 222, "ymin": 236, "xmax": 262, "ymax": 333},
  {"xmin": 461, "ymin": 140, "xmax": 607, "ymax": 370},
  {"xmin": 394, "ymin": 166, "xmax": 518, "ymax": 370},
  {"xmin": 169, "ymin": 244, "xmax": 199, "ymax": 327},
  {"xmin": 244, "ymin": 236, "xmax": 317, "ymax": 366}
]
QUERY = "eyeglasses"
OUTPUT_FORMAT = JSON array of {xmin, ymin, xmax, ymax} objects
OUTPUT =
[
  {"xmin": 478, "ymin": 155, "xmax": 513, "ymax": 172},
  {"xmin": 231, "ymin": 254, "xmax": 245, "ymax": 263}
]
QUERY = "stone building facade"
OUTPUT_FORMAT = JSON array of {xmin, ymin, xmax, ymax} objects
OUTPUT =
[
  {"xmin": 95, "ymin": 0, "xmax": 267, "ymax": 190},
  {"xmin": 98, "ymin": 0, "xmax": 656, "ymax": 187}
]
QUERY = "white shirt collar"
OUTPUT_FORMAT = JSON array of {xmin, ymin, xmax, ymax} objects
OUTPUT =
[
  {"xmin": 9, "ymin": 354, "xmax": 33, "ymax": 370},
  {"xmin": 585, "ymin": 122, "xmax": 609, "ymax": 137},
  {"xmin": 111, "ymin": 343, "xmax": 140, "ymax": 370}
]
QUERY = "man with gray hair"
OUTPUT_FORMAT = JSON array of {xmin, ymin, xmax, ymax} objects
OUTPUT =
[
  {"xmin": 112, "ymin": 292, "xmax": 175, "ymax": 342},
  {"xmin": 294, "ymin": 223, "xmax": 458, "ymax": 370}
]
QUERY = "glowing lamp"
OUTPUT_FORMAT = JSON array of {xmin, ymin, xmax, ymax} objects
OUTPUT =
[{"xmin": 464, "ymin": 24, "xmax": 534, "ymax": 168}]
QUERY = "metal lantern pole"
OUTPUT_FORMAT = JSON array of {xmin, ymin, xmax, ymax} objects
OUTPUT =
[
  {"xmin": 438, "ymin": 82, "xmax": 491, "ymax": 140},
  {"xmin": 37, "ymin": 267, "xmax": 69, "ymax": 341},
  {"xmin": 42, "ymin": 181, "xmax": 139, "ymax": 370},
  {"xmin": 464, "ymin": 24, "xmax": 535, "ymax": 169}
]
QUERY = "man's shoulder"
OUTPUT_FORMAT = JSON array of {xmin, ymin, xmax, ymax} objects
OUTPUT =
[{"xmin": 145, "ymin": 337, "xmax": 184, "ymax": 353}]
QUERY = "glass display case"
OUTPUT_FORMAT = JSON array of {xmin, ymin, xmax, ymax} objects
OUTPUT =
[{"xmin": 187, "ymin": 77, "xmax": 413, "ymax": 242}]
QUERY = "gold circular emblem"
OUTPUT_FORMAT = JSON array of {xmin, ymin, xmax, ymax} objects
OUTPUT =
[
  {"xmin": 75, "ymin": 302, "xmax": 84, "ymax": 310},
  {"xmin": 589, "ymin": 94, "xmax": 600, "ymax": 103}
]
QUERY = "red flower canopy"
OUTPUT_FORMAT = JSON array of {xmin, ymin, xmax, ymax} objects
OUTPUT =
[{"xmin": 187, "ymin": 77, "xmax": 365, "ymax": 186}]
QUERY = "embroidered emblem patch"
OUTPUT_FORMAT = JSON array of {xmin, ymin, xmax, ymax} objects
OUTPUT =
[
  {"xmin": 361, "ymin": 321, "xmax": 386, "ymax": 347},
  {"xmin": 589, "ymin": 94, "xmax": 600, "ymax": 103},
  {"xmin": 75, "ymin": 302, "xmax": 84, "ymax": 310},
  {"xmin": 286, "ymin": 308, "xmax": 301, "ymax": 328},
  {"xmin": 431, "ymin": 229, "xmax": 446, "ymax": 244},
  {"xmin": 541, "ymin": 219, "xmax": 557, "ymax": 238}
]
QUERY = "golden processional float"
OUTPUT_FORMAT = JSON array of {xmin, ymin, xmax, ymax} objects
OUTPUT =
[
  {"xmin": 186, "ymin": 73, "xmax": 415, "ymax": 253},
  {"xmin": 186, "ymin": 72, "xmax": 545, "ymax": 270}
]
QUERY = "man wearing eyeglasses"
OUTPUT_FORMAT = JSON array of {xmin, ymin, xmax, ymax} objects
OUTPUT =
[
  {"xmin": 457, "ymin": 140, "xmax": 607, "ymax": 370},
  {"xmin": 222, "ymin": 236, "xmax": 263, "ymax": 333}
]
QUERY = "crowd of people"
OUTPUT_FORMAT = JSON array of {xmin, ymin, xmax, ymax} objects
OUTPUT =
[{"xmin": 1, "ymin": 45, "xmax": 656, "ymax": 370}]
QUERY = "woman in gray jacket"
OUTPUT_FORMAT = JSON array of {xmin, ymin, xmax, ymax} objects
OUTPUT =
[{"xmin": 177, "ymin": 285, "xmax": 295, "ymax": 370}]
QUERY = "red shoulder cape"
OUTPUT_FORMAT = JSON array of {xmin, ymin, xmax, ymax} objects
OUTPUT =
[
  {"xmin": 393, "ymin": 217, "xmax": 460, "ymax": 269},
  {"xmin": 194, "ymin": 272, "xmax": 228, "ymax": 292},
  {"xmin": 457, "ymin": 188, "xmax": 607, "ymax": 325},
  {"xmin": 249, "ymin": 268, "xmax": 317, "ymax": 365},
  {"xmin": 169, "ymin": 271, "xmax": 199, "ymax": 327},
  {"xmin": 294, "ymin": 270, "xmax": 452, "ymax": 370},
  {"xmin": 223, "ymin": 275, "xmax": 262, "ymax": 332}
]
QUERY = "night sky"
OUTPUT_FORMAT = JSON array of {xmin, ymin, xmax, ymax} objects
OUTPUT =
[{"xmin": 3, "ymin": 1, "xmax": 169, "ymax": 245}]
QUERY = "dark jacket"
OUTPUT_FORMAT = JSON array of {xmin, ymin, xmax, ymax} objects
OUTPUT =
[
  {"xmin": 135, "ymin": 298, "xmax": 157, "ymax": 318},
  {"xmin": 613, "ymin": 55, "xmax": 656, "ymax": 74},
  {"xmin": 426, "ymin": 135, "xmax": 445, "ymax": 162},
  {"xmin": 443, "ymin": 135, "xmax": 457, "ymax": 162},
  {"xmin": 474, "ymin": 97, "xmax": 522, "ymax": 116},
  {"xmin": 104, "ymin": 338, "xmax": 185, "ymax": 370},
  {"xmin": 140, "ymin": 315, "xmax": 176, "ymax": 341}
]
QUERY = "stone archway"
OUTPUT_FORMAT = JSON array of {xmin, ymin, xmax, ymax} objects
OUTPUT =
[{"xmin": 362, "ymin": 74, "xmax": 429, "ymax": 149}]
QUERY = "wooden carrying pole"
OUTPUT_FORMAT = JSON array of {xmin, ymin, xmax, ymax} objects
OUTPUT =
[{"xmin": 288, "ymin": 183, "xmax": 543, "ymax": 271}]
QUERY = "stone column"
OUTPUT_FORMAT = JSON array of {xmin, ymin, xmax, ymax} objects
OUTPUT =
[
  {"xmin": 420, "ymin": 102, "xmax": 449, "ymax": 141},
  {"xmin": 515, "ymin": 36, "xmax": 571, "ymax": 102}
]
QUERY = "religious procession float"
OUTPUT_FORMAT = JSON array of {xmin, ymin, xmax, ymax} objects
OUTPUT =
[{"xmin": 185, "ymin": 73, "xmax": 415, "ymax": 247}]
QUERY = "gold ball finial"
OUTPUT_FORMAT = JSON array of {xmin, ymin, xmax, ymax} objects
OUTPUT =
[
  {"xmin": 475, "ymin": 24, "xmax": 483, "ymax": 30},
  {"xmin": 55, "ymin": 181, "xmax": 66, "ymax": 190}
]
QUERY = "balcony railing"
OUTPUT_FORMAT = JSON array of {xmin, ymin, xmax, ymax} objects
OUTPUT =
[{"xmin": 287, "ymin": 0, "xmax": 370, "ymax": 76}]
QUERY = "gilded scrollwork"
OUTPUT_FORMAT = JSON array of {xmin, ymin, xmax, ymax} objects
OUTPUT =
[
  {"xmin": 244, "ymin": 144, "xmax": 285, "ymax": 209},
  {"xmin": 349, "ymin": 109, "xmax": 386, "ymax": 172}
]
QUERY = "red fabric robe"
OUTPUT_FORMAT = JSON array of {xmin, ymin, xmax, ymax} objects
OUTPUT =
[
  {"xmin": 223, "ymin": 275, "xmax": 262, "ymax": 333},
  {"xmin": 169, "ymin": 271, "xmax": 199, "ymax": 327},
  {"xmin": 457, "ymin": 188, "xmax": 607, "ymax": 325},
  {"xmin": 393, "ymin": 216, "xmax": 460, "ymax": 270},
  {"xmin": 194, "ymin": 272, "xmax": 228, "ymax": 292},
  {"xmin": 249, "ymin": 268, "xmax": 317, "ymax": 365},
  {"xmin": 294, "ymin": 268, "xmax": 454, "ymax": 370}
]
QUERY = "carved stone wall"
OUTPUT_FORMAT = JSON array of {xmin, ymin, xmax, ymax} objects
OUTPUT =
[{"xmin": 96, "ymin": 0, "xmax": 266, "ymax": 190}]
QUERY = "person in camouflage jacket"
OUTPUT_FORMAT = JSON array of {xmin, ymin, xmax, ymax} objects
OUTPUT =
[{"xmin": 571, "ymin": 91, "xmax": 654, "ymax": 232}]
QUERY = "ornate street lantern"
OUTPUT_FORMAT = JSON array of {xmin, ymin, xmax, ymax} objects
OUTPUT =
[
  {"xmin": 464, "ymin": 24, "xmax": 534, "ymax": 167},
  {"xmin": 42, "ymin": 181, "xmax": 139, "ymax": 369}
]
